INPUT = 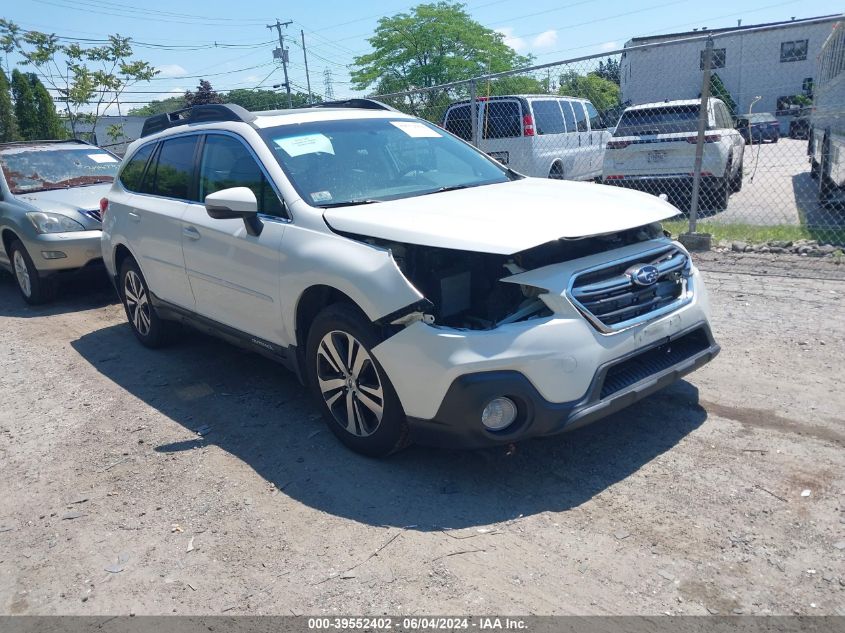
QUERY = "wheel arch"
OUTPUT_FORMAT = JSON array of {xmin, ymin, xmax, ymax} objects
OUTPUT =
[
  {"xmin": 294, "ymin": 284, "xmax": 363, "ymax": 382},
  {"xmin": 1, "ymin": 228, "xmax": 20, "ymax": 258}
]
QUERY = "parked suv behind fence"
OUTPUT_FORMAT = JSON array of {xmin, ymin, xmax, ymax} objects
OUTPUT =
[
  {"xmin": 101, "ymin": 101, "xmax": 719, "ymax": 456},
  {"xmin": 601, "ymin": 98, "xmax": 745, "ymax": 212}
]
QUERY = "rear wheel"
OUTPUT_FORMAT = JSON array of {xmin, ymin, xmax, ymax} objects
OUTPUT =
[
  {"xmin": 305, "ymin": 304, "xmax": 409, "ymax": 457},
  {"xmin": 730, "ymin": 159, "xmax": 744, "ymax": 193},
  {"xmin": 9, "ymin": 239, "xmax": 55, "ymax": 304},
  {"xmin": 548, "ymin": 162, "xmax": 564, "ymax": 180},
  {"xmin": 119, "ymin": 258, "xmax": 175, "ymax": 348},
  {"xmin": 705, "ymin": 169, "xmax": 731, "ymax": 212},
  {"xmin": 818, "ymin": 137, "xmax": 836, "ymax": 208}
]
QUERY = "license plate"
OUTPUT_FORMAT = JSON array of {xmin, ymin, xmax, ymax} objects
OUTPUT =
[
  {"xmin": 488, "ymin": 151, "xmax": 509, "ymax": 165},
  {"xmin": 648, "ymin": 150, "xmax": 666, "ymax": 163}
]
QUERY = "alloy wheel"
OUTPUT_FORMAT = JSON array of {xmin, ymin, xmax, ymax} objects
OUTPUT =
[
  {"xmin": 316, "ymin": 330, "xmax": 384, "ymax": 437},
  {"xmin": 124, "ymin": 270, "xmax": 151, "ymax": 337},
  {"xmin": 12, "ymin": 250, "xmax": 31, "ymax": 298}
]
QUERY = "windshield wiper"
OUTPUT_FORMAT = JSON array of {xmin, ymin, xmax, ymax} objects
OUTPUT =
[{"xmin": 319, "ymin": 199, "xmax": 382, "ymax": 208}]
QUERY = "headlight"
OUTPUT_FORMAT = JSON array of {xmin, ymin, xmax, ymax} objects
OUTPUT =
[{"xmin": 26, "ymin": 212, "xmax": 85, "ymax": 234}]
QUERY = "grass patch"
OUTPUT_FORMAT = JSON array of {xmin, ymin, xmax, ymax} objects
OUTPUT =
[{"xmin": 664, "ymin": 220, "xmax": 845, "ymax": 246}]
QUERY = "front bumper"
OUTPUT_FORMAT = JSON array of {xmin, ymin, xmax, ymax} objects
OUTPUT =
[
  {"xmin": 22, "ymin": 230, "xmax": 103, "ymax": 274},
  {"xmin": 406, "ymin": 323, "xmax": 719, "ymax": 448}
]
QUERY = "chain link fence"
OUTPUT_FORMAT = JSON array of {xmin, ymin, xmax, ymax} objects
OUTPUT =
[{"xmin": 370, "ymin": 15, "xmax": 845, "ymax": 275}]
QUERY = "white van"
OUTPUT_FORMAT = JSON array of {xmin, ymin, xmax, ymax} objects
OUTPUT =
[{"xmin": 442, "ymin": 95, "xmax": 610, "ymax": 181}]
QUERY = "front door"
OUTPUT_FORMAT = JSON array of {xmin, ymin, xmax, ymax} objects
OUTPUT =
[{"xmin": 181, "ymin": 133, "xmax": 287, "ymax": 345}]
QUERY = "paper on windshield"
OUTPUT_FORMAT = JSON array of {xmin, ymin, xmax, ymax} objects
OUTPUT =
[
  {"xmin": 390, "ymin": 121, "xmax": 442, "ymax": 138},
  {"xmin": 88, "ymin": 153, "xmax": 118, "ymax": 163},
  {"xmin": 273, "ymin": 133, "xmax": 335, "ymax": 157}
]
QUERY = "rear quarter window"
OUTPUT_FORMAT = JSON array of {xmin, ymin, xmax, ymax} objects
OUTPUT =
[{"xmin": 119, "ymin": 144, "xmax": 155, "ymax": 192}]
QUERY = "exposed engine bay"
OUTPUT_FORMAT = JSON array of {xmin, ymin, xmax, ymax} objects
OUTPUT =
[{"xmin": 352, "ymin": 222, "xmax": 666, "ymax": 330}]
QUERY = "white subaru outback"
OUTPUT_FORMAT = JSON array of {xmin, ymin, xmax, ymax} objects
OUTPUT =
[{"xmin": 101, "ymin": 101, "xmax": 719, "ymax": 456}]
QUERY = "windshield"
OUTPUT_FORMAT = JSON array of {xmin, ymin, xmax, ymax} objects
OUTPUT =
[
  {"xmin": 614, "ymin": 106, "xmax": 700, "ymax": 136},
  {"xmin": 0, "ymin": 147, "xmax": 119, "ymax": 194},
  {"xmin": 259, "ymin": 117, "xmax": 511, "ymax": 207}
]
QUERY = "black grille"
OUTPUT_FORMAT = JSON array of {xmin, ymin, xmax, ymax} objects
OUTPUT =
[
  {"xmin": 569, "ymin": 246, "xmax": 689, "ymax": 331},
  {"xmin": 600, "ymin": 328, "xmax": 711, "ymax": 399}
]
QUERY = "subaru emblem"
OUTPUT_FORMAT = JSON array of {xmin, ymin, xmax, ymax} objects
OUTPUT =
[{"xmin": 628, "ymin": 264, "xmax": 659, "ymax": 286}]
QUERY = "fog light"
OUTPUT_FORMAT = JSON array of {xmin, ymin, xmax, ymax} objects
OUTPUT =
[
  {"xmin": 41, "ymin": 251, "xmax": 67, "ymax": 260},
  {"xmin": 481, "ymin": 397, "xmax": 517, "ymax": 431}
]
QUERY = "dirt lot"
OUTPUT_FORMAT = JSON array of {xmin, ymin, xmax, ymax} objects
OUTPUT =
[{"xmin": 0, "ymin": 259, "xmax": 843, "ymax": 616}]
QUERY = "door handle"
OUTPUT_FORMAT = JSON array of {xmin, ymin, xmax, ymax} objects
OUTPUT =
[
  {"xmin": 128, "ymin": 211, "xmax": 140, "ymax": 222},
  {"xmin": 183, "ymin": 226, "xmax": 201, "ymax": 240}
]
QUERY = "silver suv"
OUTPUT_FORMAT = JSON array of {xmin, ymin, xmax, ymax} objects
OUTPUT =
[{"xmin": 0, "ymin": 140, "xmax": 118, "ymax": 303}]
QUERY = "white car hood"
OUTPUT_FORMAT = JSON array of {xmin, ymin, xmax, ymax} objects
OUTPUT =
[{"xmin": 323, "ymin": 178, "xmax": 681, "ymax": 254}]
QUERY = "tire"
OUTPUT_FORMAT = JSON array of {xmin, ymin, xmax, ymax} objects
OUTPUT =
[
  {"xmin": 730, "ymin": 160, "xmax": 744, "ymax": 193},
  {"xmin": 706, "ymin": 172, "xmax": 730, "ymax": 211},
  {"xmin": 119, "ymin": 257, "xmax": 175, "ymax": 348},
  {"xmin": 548, "ymin": 162, "xmax": 564, "ymax": 180},
  {"xmin": 818, "ymin": 137, "xmax": 835, "ymax": 208},
  {"xmin": 305, "ymin": 304, "xmax": 409, "ymax": 457},
  {"xmin": 9, "ymin": 239, "xmax": 55, "ymax": 304},
  {"xmin": 810, "ymin": 159, "xmax": 820, "ymax": 180}
]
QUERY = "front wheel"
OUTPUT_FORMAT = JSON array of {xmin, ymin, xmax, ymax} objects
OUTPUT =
[
  {"xmin": 306, "ymin": 304, "xmax": 409, "ymax": 457},
  {"xmin": 119, "ymin": 258, "xmax": 175, "ymax": 348},
  {"xmin": 9, "ymin": 239, "xmax": 55, "ymax": 304}
]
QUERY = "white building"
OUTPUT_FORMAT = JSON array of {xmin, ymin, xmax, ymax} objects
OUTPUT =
[{"xmin": 620, "ymin": 15, "xmax": 842, "ymax": 116}]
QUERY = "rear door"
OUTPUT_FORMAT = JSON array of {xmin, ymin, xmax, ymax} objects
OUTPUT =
[
  {"xmin": 585, "ymin": 100, "xmax": 610, "ymax": 178},
  {"xmin": 180, "ymin": 132, "xmax": 287, "ymax": 344},
  {"xmin": 478, "ymin": 98, "xmax": 530, "ymax": 173},
  {"xmin": 568, "ymin": 100, "xmax": 592, "ymax": 180},
  {"xmin": 443, "ymin": 103, "xmax": 474, "ymax": 143},
  {"xmin": 130, "ymin": 136, "xmax": 197, "ymax": 308},
  {"xmin": 529, "ymin": 98, "xmax": 570, "ymax": 178}
]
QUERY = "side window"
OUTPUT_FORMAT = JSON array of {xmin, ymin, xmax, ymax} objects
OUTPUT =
[
  {"xmin": 572, "ymin": 101, "xmax": 589, "ymax": 132},
  {"xmin": 482, "ymin": 100, "xmax": 522, "ymax": 139},
  {"xmin": 444, "ymin": 105, "xmax": 472, "ymax": 141},
  {"xmin": 146, "ymin": 136, "xmax": 198, "ymax": 201},
  {"xmin": 531, "ymin": 100, "xmax": 565, "ymax": 135},
  {"xmin": 560, "ymin": 100, "xmax": 577, "ymax": 132},
  {"xmin": 118, "ymin": 143, "xmax": 155, "ymax": 192},
  {"xmin": 585, "ymin": 101, "xmax": 604, "ymax": 130},
  {"xmin": 199, "ymin": 134, "xmax": 285, "ymax": 218}
]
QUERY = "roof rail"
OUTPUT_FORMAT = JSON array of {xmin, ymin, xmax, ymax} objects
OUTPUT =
[
  {"xmin": 309, "ymin": 98, "xmax": 400, "ymax": 112},
  {"xmin": 141, "ymin": 103, "xmax": 257, "ymax": 138}
]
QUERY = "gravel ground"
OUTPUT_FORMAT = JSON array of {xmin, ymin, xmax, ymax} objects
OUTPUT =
[{"xmin": 0, "ymin": 258, "xmax": 843, "ymax": 616}]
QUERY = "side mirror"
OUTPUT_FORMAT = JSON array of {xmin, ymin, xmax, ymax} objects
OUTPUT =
[{"xmin": 205, "ymin": 187, "xmax": 263, "ymax": 236}]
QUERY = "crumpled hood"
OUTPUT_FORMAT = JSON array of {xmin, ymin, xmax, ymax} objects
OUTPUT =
[
  {"xmin": 323, "ymin": 178, "xmax": 681, "ymax": 254},
  {"xmin": 15, "ymin": 184, "xmax": 111, "ymax": 218}
]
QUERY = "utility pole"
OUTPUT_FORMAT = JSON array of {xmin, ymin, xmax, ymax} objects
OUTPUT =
[
  {"xmin": 267, "ymin": 18, "xmax": 293, "ymax": 108},
  {"xmin": 300, "ymin": 30, "xmax": 313, "ymax": 105}
]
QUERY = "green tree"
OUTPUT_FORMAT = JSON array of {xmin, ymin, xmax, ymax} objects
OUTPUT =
[
  {"xmin": 184, "ymin": 79, "xmax": 222, "ymax": 107},
  {"xmin": 128, "ymin": 95, "xmax": 186, "ymax": 116},
  {"xmin": 0, "ymin": 23, "xmax": 158, "ymax": 138},
  {"xmin": 29, "ymin": 73, "xmax": 65, "ymax": 138},
  {"xmin": 0, "ymin": 68, "xmax": 17, "ymax": 141},
  {"xmin": 709, "ymin": 73, "xmax": 736, "ymax": 114},
  {"xmin": 594, "ymin": 57, "xmax": 620, "ymax": 85},
  {"xmin": 558, "ymin": 71, "xmax": 621, "ymax": 112},
  {"xmin": 11, "ymin": 69, "xmax": 39, "ymax": 139},
  {"xmin": 351, "ymin": 2, "xmax": 531, "ymax": 115},
  {"xmin": 225, "ymin": 88, "xmax": 317, "ymax": 111}
]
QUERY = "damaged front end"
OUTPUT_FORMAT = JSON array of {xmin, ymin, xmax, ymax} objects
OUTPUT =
[{"xmin": 358, "ymin": 222, "xmax": 670, "ymax": 331}]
